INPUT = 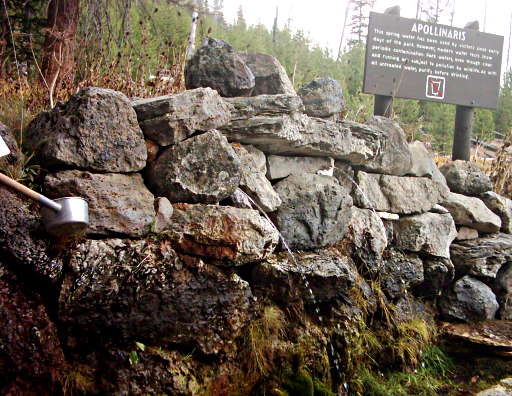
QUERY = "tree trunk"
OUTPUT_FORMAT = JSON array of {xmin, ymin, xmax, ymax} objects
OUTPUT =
[{"xmin": 42, "ymin": 0, "xmax": 80, "ymax": 91}]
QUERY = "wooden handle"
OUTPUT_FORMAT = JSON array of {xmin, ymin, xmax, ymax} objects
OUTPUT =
[{"xmin": 0, "ymin": 172, "xmax": 42, "ymax": 201}]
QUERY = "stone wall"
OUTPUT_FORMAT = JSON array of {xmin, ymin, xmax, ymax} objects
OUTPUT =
[{"xmin": 1, "ymin": 38, "xmax": 511, "ymax": 394}]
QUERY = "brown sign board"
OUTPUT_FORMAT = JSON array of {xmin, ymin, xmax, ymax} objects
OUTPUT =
[{"xmin": 363, "ymin": 12, "xmax": 504, "ymax": 109}]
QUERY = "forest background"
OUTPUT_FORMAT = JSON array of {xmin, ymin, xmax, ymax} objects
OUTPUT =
[{"xmin": 1, "ymin": 0, "xmax": 512, "ymax": 157}]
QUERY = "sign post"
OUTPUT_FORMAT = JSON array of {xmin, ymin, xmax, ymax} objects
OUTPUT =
[{"xmin": 363, "ymin": 11, "xmax": 503, "ymax": 155}]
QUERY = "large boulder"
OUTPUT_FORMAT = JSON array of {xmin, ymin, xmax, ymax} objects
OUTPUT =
[
  {"xmin": 166, "ymin": 203, "xmax": 279, "ymax": 265},
  {"xmin": 44, "ymin": 170, "xmax": 155, "ymax": 237},
  {"xmin": 0, "ymin": 122, "xmax": 19, "ymax": 163},
  {"xmin": 273, "ymin": 174, "xmax": 353, "ymax": 250},
  {"xmin": 380, "ymin": 249, "xmax": 424, "ymax": 300},
  {"xmin": 185, "ymin": 38, "xmax": 255, "ymax": 97},
  {"xmin": 440, "ymin": 160, "xmax": 493, "ymax": 196},
  {"xmin": 251, "ymin": 249, "xmax": 363, "ymax": 305},
  {"xmin": 231, "ymin": 144, "xmax": 281, "ymax": 212},
  {"xmin": 439, "ymin": 275, "xmax": 499, "ymax": 322},
  {"xmin": 59, "ymin": 239, "xmax": 254, "ymax": 355},
  {"xmin": 146, "ymin": 130, "xmax": 241, "ymax": 204},
  {"xmin": 495, "ymin": 263, "xmax": 512, "ymax": 320},
  {"xmin": 442, "ymin": 192, "xmax": 502, "ymax": 233},
  {"xmin": 481, "ymin": 191, "xmax": 512, "ymax": 234},
  {"xmin": 0, "ymin": 263, "xmax": 65, "ymax": 394},
  {"xmin": 0, "ymin": 185, "xmax": 63, "ymax": 284},
  {"xmin": 393, "ymin": 213, "xmax": 457, "ymax": 259},
  {"xmin": 364, "ymin": 116, "xmax": 412, "ymax": 176},
  {"xmin": 25, "ymin": 87, "xmax": 147, "ymax": 172},
  {"xmin": 353, "ymin": 172, "xmax": 449, "ymax": 214},
  {"xmin": 407, "ymin": 141, "xmax": 447, "ymax": 185},
  {"xmin": 451, "ymin": 233, "xmax": 512, "ymax": 279},
  {"xmin": 240, "ymin": 53, "xmax": 296, "ymax": 96},
  {"xmin": 297, "ymin": 77, "xmax": 345, "ymax": 118},
  {"xmin": 132, "ymin": 88, "xmax": 232, "ymax": 146},
  {"xmin": 266, "ymin": 155, "xmax": 334, "ymax": 180}
]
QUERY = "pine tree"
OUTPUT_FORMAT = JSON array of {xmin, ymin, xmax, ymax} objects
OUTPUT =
[
  {"xmin": 348, "ymin": 0, "xmax": 375, "ymax": 46},
  {"xmin": 495, "ymin": 70, "xmax": 512, "ymax": 134}
]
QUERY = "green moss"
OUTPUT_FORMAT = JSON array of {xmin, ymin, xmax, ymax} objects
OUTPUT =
[
  {"xmin": 313, "ymin": 378, "xmax": 336, "ymax": 396},
  {"xmin": 283, "ymin": 370, "xmax": 314, "ymax": 396}
]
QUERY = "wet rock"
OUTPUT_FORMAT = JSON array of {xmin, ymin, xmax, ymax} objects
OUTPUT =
[
  {"xmin": 251, "ymin": 249, "xmax": 359, "ymax": 304},
  {"xmin": 133, "ymin": 88, "xmax": 232, "ymax": 146},
  {"xmin": 225, "ymin": 94, "xmax": 304, "ymax": 119},
  {"xmin": 223, "ymin": 187, "xmax": 253, "ymax": 209},
  {"xmin": 364, "ymin": 116, "xmax": 412, "ymax": 176},
  {"xmin": 25, "ymin": 87, "xmax": 147, "ymax": 172},
  {"xmin": 0, "ymin": 262, "xmax": 64, "ymax": 392},
  {"xmin": 266, "ymin": 155, "xmax": 334, "ymax": 180},
  {"xmin": 185, "ymin": 38, "xmax": 255, "ymax": 97},
  {"xmin": 345, "ymin": 207, "xmax": 388, "ymax": 267},
  {"xmin": 495, "ymin": 263, "xmax": 512, "ymax": 320},
  {"xmin": 273, "ymin": 174, "xmax": 353, "ymax": 250},
  {"xmin": 59, "ymin": 239, "xmax": 254, "ymax": 355},
  {"xmin": 440, "ymin": 160, "xmax": 493, "ymax": 196},
  {"xmin": 481, "ymin": 191, "xmax": 512, "ymax": 233},
  {"xmin": 166, "ymin": 203, "xmax": 279, "ymax": 265},
  {"xmin": 240, "ymin": 53, "xmax": 295, "ymax": 96},
  {"xmin": 44, "ymin": 170, "xmax": 155, "ymax": 237},
  {"xmin": 381, "ymin": 249, "xmax": 424, "ymax": 300},
  {"xmin": 417, "ymin": 257, "xmax": 455, "ymax": 298},
  {"xmin": 153, "ymin": 197, "xmax": 174, "ymax": 233},
  {"xmin": 297, "ymin": 77, "xmax": 345, "ymax": 118},
  {"xmin": 0, "ymin": 121, "xmax": 19, "ymax": 163},
  {"xmin": 146, "ymin": 130, "xmax": 241, "ymax": 204},
  {"xmin": 231, "ymin": 144, "xmax": 281, "ymax": 212},
  {"xmin": 394, "ymin": 295, "xmax": 436, "ymax": 323},
  {"xmin": 353, "ymin": 172, "xmax": 449, "ymax": 214},
  {"xmin": 393, "ymin": 213, "xmax": 457, "ymax": 258},
  {"xmin": 439, "ymin": 275, "xmax": 499, "ymax": 322},
  {"xmin": 407, "ymin": 141, "xmax": 447, "ymax": 185},
  {"xmin": 456, "ymin": 226, "xmax": 479, "ymax": 241},
  {"xmin": 0, "ymin": 185, "xmax": 63, "ymax": 284},
  {"xmin": 442, "ymin": 192, "xmax": 502, "ymax": 233},
  {"xmin": 450, "ymin": 233, "xmax": 512, "ymax": 279}
]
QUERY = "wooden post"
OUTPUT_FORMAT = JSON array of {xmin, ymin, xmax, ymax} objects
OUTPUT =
[
  {"xmin": 374, "ymin": 6, "xmax": 400, "ymax": 118},
  {"xmin": 452, "ymin": 21, "xmax": 479, "ymax": 161}
]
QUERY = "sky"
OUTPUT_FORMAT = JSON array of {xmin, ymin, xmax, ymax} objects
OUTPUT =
[{"xmin": 222, "ymin": 0, "xmax": 512, "ymax": 74}]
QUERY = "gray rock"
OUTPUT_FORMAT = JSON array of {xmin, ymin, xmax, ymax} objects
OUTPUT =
[
  {"xmin": 439, "ymin": 275, "xmax": 499, "ymax": 322},
  {"xmin": 333, "ymin": 161, "xmax": 355, "ymax": 192},
  {"xmin": 431, "ymin": 204, "xmax": 450, "ymax": 214},
  {"xmin": 381, "ymin": 249, "xmax": 424, "ymax": 300},
  {"xmin": 231, "ymin": 144, "xmax": 281, "ymax": 212},
  {"xmin": 0, "ymin": 186, "xmax": 63, "ymax": 284},
  {"xmin": 451, "ymin": 233, "xmax": 512, "ymax": 279},
  {"xmin": 476, "ymin": 385, "xmax": 512, "ymax": 396},
  {"xmin": 185, "ymin": 38, "xmax": 255, "ymax": 97},
  {"xmin": 25, "ymin": 87, "xmax": 147, "ymax": 172},
  {"xmin": 393, "ymin": 213, "xmax": 457, "ymax": 258},
  {"xmin": 353, "ymin": 172, "xmax": 449, "ymax": 214},
  {"xmin": 364, "ymin": 116, "xmax": 412, "ymax": 176},
  {"xmin": 225, "ymin": 94, "xmax": 304, "ymax": 119},
  {"xmin": 273, "ymin": 174, "xmax": 353, "ymax": 250},
  {"xmin": 146, "ymin": 130, "xmax": 241, "ymax": 204},
  {"xmin": 442, "ymin": 192, "xmax": 502, "ymax": 233},
  {"xmin": 266, "ymin": 155, "xmax": 334, "ymax": 180},
  {"xmin": 298, "ymin": 77, "xmax": 345, "ymax": 118},
  {"xmin": 407, "ymin": 141, "xmax": 447, "ymax": 185},
  {"xmin": 240, "ymin": 53, "xmax": 295, "ymax": 96},
  {"xmin": 243, "ymin": 144, "xmax": 267, "ymax": 174},
  {"xmin": 495, "ymin": 262, "xmax": 512, "ymax": 320},
  {"xmin": 153, "ymin": 197, "xmax": 174, "ymax": 233},
  {"xmin": 418, "ymin": 257, "xmax": 455, "ymax": 298},
  {"xmin": 440, "ymin": 160, "xmax": 493, "ymax": 196},
  {"xmin": 481, "ymin": 191, "xmax": 512, "ymax": 233},
  {"xmin": 223, "ymin": 188, "xmax": 253, "ymax": 209},
  {"xmin": 394, "ymin": 295, "xmax": 436, "ymax": 324},
  {"xmin": 377, "ymin": 211, "xmax": 400, "ymax": 221},
  {"xmin": 59, "ymin": 239, "xmax": 253, "ymax": 354},
  {"xmin": 0, "ymin": 122, "xmax": 19, "ymax": 163},
  {"xmin": 166, "ymin": 203, "xmax": 279, "ymax": 265},
  {"xmin": 456, "ymin": 226, "xmax": 479, "ymax": 241},
  {"xmin": 251, "ymin": 249, "xmax": 360, "ymax": 304},
  {"xmin": 133, "ymin": 88, "xmax": 232, "ymax": 146},
  {"xmin": 345, "ymin": 207, "xmax": 388, "ymax": 268},
  {"xmin": 44, "ymin": 170, "xmax": 155, "ymax": 237}
]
